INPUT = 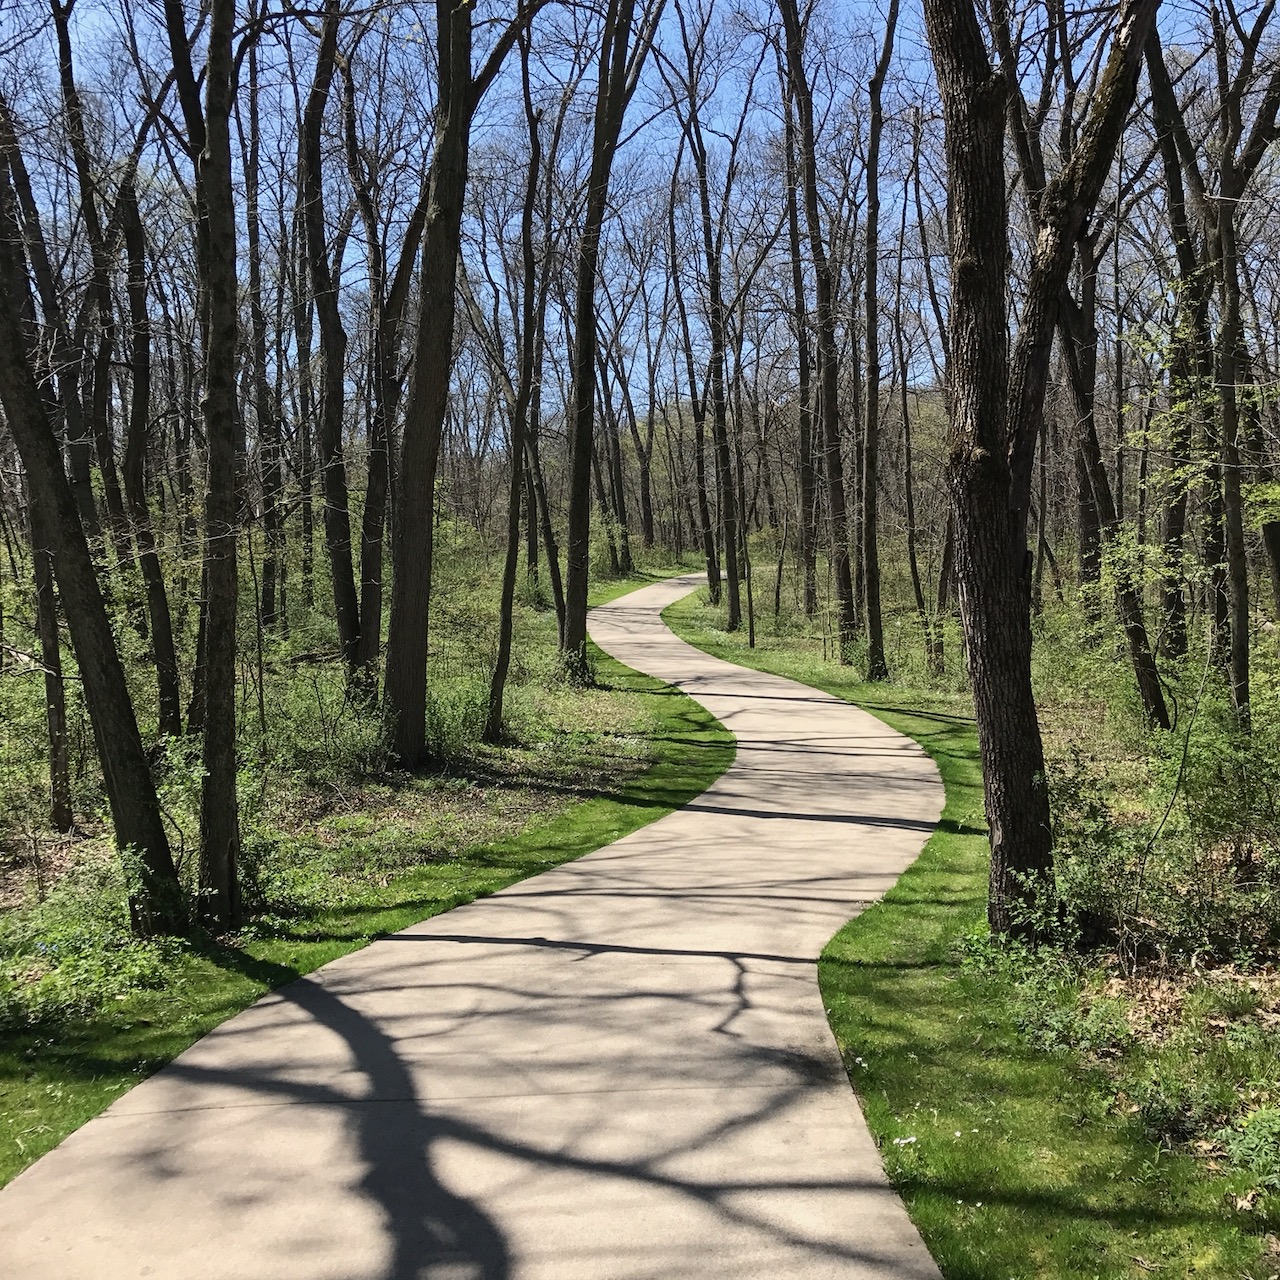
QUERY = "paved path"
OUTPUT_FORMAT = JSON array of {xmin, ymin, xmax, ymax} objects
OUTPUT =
[{"xmin": 0, "ymin": 576, "xmax": 945, "ymax": 1279}]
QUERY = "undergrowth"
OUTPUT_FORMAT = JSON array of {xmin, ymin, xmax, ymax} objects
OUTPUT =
[
  {"xmin": 667, "ymin": 570, "xmax": 1279, "ymax": 1279},
  {"xmin": 0, "ymin": 554, "xmax": 726, "ymax": 1186}
]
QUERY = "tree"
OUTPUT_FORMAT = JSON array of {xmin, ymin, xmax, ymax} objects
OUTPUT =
[
  {"xmin": 0, "ymin": 161, "xmax": 183, "ymax": 935},
  {"xmin": 922, "ymin": 0, "xmax": 1158, "ymax": 935},
  {"xmin": 560, "ymin": 0, "xmax": 664, "ymax": 667},
  {"xmin": 861, "ymin": 0, "xmax": 898, "ymax": 682},
  {"xmin": 384, "ymin": 1, "xmax": 543, "ymax": 766},
  {"xmin": 777, "ymin": 0, "xmax": 857, "ymax": 663}
]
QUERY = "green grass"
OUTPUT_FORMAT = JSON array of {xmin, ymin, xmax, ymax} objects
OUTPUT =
[
  {"xmin": 663, "ymin": 589, "xmax": 1272, "ymax": 1280},
  {"xmin": 0, "ymin": 637, "xmax": 734, "ymax": 1188}
]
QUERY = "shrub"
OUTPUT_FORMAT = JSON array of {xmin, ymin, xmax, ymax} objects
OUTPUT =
[
  {"xmin": 1218, "ymin": 1107, "xmax": 1280, "ymax": 1191},
  {"xmin": 0, "ymin": 846, "xmax": 187, "ymax": 1029},
  {"xmin": 1046, "ymin": 746, "xmax": 1280, "ymax": 966}
]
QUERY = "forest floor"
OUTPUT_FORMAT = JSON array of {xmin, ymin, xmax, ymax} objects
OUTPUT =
[
  {"xmin": 3, "ymin": 561, "xmax": 1278, "ymax": 1279},
  {"xmin": 0, "ymin": 572, "xmax": 946, "ymax": 1279},
  {"xmin": 665, "ymin": 586, "xmax": 1280, "ymax": 1280},
  {"xmin": 0, "ymin": 565, "xmax": 732, "ymax": 1188}
]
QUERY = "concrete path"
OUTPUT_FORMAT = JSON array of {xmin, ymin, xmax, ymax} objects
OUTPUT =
[{"xmin": 0, "ymin": 575, "xmax": 945, "ymax": 1279}]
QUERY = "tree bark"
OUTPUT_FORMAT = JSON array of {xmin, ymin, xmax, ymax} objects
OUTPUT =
[
  {"xmin": 384, "ymin": 1, "xmax": 474, "ymax": 764},
  {"xmin": 862, "ymin": 0, "xmax": 898, "ymax": 681},
  {"xmin": 31, "ymin": 516, "xmax": 73, "ymax": 833},
  {"xmin": 669, "ymin": 156, "xmax": 720, "ymax": 602},
  {"xmin": 0, "ymin": 166, "xmax": 182, "ymax": 934},
  {"xmin": 781, "ymin": 71, "xmax": 817, "ymax": 617},
  {"xmin": 778, "ymin": 0, "xmax": 857, "ymax": 661},
  {"xmin": 923, "ymin": 0, "xmax": 1051, "ymax": 938},
  {"xmin": 195, "ymin": 0, "xmax": 242, "ymax": 928},
  {"xmin": 561, "ymin": 0, "xmax": 649, "ymax": 666},
  {"xmin": 120, "ymin": 180, "xmax": 183, "ymax": 738},
  {"xmin": 487, "ymin": 48, "xmax": 540, "ymax": 743},
  {"xmin": 300, "ymin": 0, "xmax": 361, "ymax": 670}
]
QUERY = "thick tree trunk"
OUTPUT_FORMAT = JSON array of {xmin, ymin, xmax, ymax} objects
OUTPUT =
[
  {"xmin": 196, "ymin": 0, "xmax": 242, "ymax": 929},
  {"xmin": 923, "ymin": 0, "xmax": 1052, "ymax": 938},
  {"xmin": 0, "ymin": 92, "xmax": 97, "ymax": 539}
]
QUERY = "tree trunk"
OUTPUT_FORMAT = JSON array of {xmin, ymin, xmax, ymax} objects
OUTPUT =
[
  {"xmin": 1060, "ymin": 290, "xmax": 1170, "ymax": 730},
  {"xmin": 31, "ymin": 520, "xmax": 73, "ymax": 833},
  {"xmin": 562, "ymin": 0, "xmax": 645, "ymax": 666},
  {"xmin": 487, "ymin": 47, "xmax": 540, "ymax": 743},
  {"xmin": 923, "ymin": 0, "xmax": 1051, "ymax": 938},
  {"xmin": 0, "ymin": 168, "xmax": 182, "ymax": 933},
  {"xmin": 778, "ymin": 0, "xmax": 856, "ymax": 661},
  {"xmin": 781, "ymin": 76, "xmax": 817, "ymax": 617},
  {"xmin": 862, "ymin": 0, "xmax": 898, "ymax": 682},
  {"xmin": 669, "ymin": 163, "xmax": 720, "ymax": 603},
  {"xmin": 300, "ymin": 0, "xmax": 361, "ymax": 670},
  {"xmin": 242, "ymin": 36, "xmax": 285, "ymax": 637},
  {"xmin": 384, "ymin": 2, "xmax": 473, "ymax": 764},
  {"xmin": 195, "ymin": 0, "xmax": 242, "ymax": 929},
  {"xmin": 1216, "ymin": 163, "xmax": 1251, "ymax": 726},
  {"xmin": 0, "ymin": 92, "xmax": 98, "ymax": 539},
  {"xmin": 120, "ymin": 180, "xmax": 183, "ymax": 738}
]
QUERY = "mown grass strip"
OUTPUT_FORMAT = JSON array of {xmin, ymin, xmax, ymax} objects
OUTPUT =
[
  {"xmin": 0, "ymin": 628, "xmax": 733, "ymax": 1188},
  {"xmin": 663, "ymin": 590, "xmax": 1269, "ymax": 1280}
]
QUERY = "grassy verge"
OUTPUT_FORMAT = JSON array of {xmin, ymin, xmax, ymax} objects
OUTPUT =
[
  {"xmin": 0, "ymin": 625, "xmax": 733, "ymax": 1189},
  {"xmin": 663, "ymin": 589, "xmax": 1273, "ymax": 1280}
]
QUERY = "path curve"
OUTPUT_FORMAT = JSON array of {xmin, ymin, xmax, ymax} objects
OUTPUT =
[{"xmin": 0, "ymin": 575, "xmax": 945, "ymax": 1279}]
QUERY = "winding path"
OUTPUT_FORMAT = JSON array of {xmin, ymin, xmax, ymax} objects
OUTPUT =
[{"xmin": 0, "ymin": 575, "xmax": 945, "ymax": 1279}]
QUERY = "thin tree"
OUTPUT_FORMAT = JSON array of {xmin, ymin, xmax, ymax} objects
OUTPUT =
[
  {"xmin": 561, "ymin": 0, "xmax": 664, "ymax": 665},
  {"xmin": 862, "ymin": 0, "xmax": 898, "ymax": 682},
  {"xmin": 777, "ymin": 0, "xmax": 857, "ymax": 662},
  {"xmin": 0, "ymin": 163, "xmax": 183, "ymax": 935}
]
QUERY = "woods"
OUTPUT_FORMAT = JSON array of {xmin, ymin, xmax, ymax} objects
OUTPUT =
[
  {"xmin": 5, "ymin": 0, "xmax": 1280, "ymax": 1264},
  {"xmin": 4, "ymin": 0, "xmax": 1280, "ymax": 942}
]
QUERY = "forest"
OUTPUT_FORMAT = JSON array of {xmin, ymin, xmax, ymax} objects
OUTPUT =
[{"xmin": 2, "ymin": 0, "xmax": 1280, "ymax": 1272}]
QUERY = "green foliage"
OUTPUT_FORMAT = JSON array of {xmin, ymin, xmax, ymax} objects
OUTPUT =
[
  {"xmin": 0, "ymin": 848, "xmax": 188, "ymax": 1029},
  {"xmin": 1131, "ymin": 1058, "xmax": 1237, "ymax": 1145},
  {"xmin": 1219, "ymin": 1108, "xmax": 1280, "ymax": 1191},
  {"xmin": 1043, "ymin": 683, "xmax": 1280, "ymax": 966},
  {"xmin": 1243, "ymin": 480, "xmax": 1280, "ymax": 531},
  {"xmin": 666, "ymin": 599, "xmax": 1276, "ymax": 1277}
]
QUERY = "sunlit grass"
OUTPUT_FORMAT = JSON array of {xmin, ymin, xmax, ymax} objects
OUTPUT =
[
  {"xmin": 664, "ymin": 587, "xmax": 1271, "ymax": 1280},
  {"xmin": 0, "ymin": 625, "xmax": 733, "ymax": 1188}
]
